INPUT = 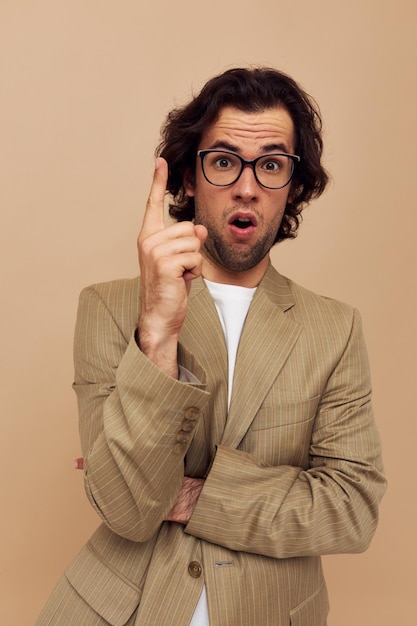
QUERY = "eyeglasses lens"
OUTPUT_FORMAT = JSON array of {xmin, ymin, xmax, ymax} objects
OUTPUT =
[{"xmin": 202, "ymin": 152, "xmax": 294, "ymax": 189}]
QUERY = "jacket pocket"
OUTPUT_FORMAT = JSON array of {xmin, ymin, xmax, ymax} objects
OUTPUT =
[
  {"xmin": 251, "ymin": 395, "xmax": 321, "ymax": 430},
  {"xmin": 65, "ymin": 543, "xmax": 142, "ymax": 626},
  {"xmin": 243, "ymin": 396, "xmax": 320, "ymax": 467},
  {"xmin": 290, "ymin": 582, "xmax": 329, "ymax": 626}
]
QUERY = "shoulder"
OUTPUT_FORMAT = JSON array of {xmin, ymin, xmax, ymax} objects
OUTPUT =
[
  {"xmin": 76, "ymin": 277, "xmax": 141, "ymax": 337},
  {"xmin": 80, "ymin": 276, "xmax": 141, "ymax": 304},
  {"xmin": 263, "ymin": 265, "xmax": 358, "ymax": 335},
  {"xmin": 290, "ymin": 278, "xmax": 355, "ymax": 322}
]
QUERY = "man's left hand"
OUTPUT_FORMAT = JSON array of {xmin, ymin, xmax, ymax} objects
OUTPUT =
[{"xmin": 165, "ymin": 476, "xmax": 205, "ymax": 524}]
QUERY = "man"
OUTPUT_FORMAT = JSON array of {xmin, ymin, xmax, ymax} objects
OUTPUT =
[{"xmin": 37, "ymin": 67, "xmax": 386, "ymax": 625}]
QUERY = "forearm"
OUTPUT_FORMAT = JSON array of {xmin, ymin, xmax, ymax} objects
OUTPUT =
[
  {"xmin": 76, "ymin": 323, "xmax": 209, "ymax": 541},
  {"xmin": 74, "ymin": 290, "xmax": 208, "ymax": 541},
  {"xmin": 186, "ymin": 437, "xmax": 386, "ymax": 558}
]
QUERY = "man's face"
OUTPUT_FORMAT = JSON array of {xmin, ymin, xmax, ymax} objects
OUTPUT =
[{"xmin": 183, "ymin": 105, "xmax": 295, "ymax": 285}]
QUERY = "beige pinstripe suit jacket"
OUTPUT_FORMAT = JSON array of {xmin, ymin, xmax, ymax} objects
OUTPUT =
[{"xmin": 37, "ymin": 264, "xmax": 386, "ymax": 626}]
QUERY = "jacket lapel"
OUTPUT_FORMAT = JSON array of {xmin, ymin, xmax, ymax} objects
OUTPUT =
[
  {"xmin": 180, "ymin": 266, "xmax": 302, "ymax": 451},
  {"xmin": 221, "ymin": 265, "xmax": 302, "ymax": 449},
  {"xmin": 180, "ymin": 280, "xmax": 229, "ymax": 445}
]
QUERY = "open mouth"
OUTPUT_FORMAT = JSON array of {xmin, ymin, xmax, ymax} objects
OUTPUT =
[
  {"xmin": 229, "ymin": 212, "xmax": 257, "ymax": 230},
  {"xmin": 232, "ymin": 217, "xmax": 253, "ymax": 229}
]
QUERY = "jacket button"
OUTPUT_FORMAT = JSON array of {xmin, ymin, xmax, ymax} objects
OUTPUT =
[
  {"xmin": 180, "ymin": 420, "xmax": 195, "ymax": 432},
  {"xmin": 176, "ymin": 433, "xmax": 189, "ymax": 444},
  {"xmin": 188, "ymin": 561, "xmax": 202, "ymax": 578},
  {"xmin": 184, "ymin": 407, "xmax": 200, "ymax": 420}
]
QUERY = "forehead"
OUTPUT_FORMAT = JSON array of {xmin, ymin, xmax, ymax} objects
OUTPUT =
[{"xmin": 200, "ymin": 105, "xmax": 295, "ymax": 154}]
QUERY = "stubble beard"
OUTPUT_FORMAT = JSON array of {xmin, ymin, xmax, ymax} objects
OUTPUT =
[{"xmin": 198, "ymin": 216, "xmax": 281, "ymax": 273}]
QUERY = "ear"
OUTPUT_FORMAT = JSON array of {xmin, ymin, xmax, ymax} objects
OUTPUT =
[{"xmin": 183, "ymin": 168, "xmax": 195, "ymax": 197}]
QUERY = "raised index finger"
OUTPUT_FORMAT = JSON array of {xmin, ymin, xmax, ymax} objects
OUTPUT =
[{"xmin": 140, "ymin": 157, "xmax": 169, "ymax": 239}]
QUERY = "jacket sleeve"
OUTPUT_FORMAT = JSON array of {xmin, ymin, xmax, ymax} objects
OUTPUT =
[
  {"xmin": 185, "ymin": 308, "xmax": 387, "ymax": 558},
  {"xmin": 73, "ymin": 285, "xmax": 210, "ymax": 542}
]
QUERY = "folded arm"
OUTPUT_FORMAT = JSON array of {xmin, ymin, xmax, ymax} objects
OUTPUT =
[
  {"xmin": 74, "ymin": 285, "xmax": 209, "ymax": 542},
  {"xmin": 185, "ymin": 309, "xmax": 386, "ymax": 558}
]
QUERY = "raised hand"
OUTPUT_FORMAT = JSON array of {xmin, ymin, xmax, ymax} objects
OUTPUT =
[{"xmin": 137, "ymin": 158, "xmax": 207, "ymax": 377}]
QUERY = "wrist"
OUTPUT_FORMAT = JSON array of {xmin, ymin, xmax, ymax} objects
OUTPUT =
[{"xmin": 136, "ymin": 323, "xmax": 179, "ymax": 378}]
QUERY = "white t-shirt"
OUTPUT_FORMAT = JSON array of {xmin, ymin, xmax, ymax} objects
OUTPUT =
[{"xmin": 189, "ymin": 280, "xmax": 256, "ymax": 626}]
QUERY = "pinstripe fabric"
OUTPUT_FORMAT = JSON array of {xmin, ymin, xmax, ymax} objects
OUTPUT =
[{"xmin": 36, "ymin": 264, "xmax": 386, "ymax": 626}]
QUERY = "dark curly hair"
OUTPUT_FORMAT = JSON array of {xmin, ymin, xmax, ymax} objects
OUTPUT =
[{"xmin": 157, "ymin": 67, "xmax": 329, "ymax": 242}]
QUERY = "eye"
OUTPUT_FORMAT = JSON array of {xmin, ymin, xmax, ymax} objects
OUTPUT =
[
  {"xmin": 261, "ymin": 158, "xmax": 282, "ymax": 172},
  {"xmin": 214, "ymin": 157, "xmax": 233, "ymax": 169}
]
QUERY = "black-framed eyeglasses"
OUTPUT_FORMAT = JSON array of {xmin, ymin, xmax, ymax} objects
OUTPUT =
[{"xmin": 197, "ymin": 149, "xmax": 300, "ymax": 190}]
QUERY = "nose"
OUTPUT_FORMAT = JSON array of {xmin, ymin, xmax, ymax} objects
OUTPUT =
[{"xmin": 232, "ymin": 164, "xmax": 259, "ymax": 201}]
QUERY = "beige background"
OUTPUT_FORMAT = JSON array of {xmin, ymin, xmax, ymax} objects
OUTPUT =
[{"xmin": 1, "ymin": 1, "xmax": 415, "ymax": 624}]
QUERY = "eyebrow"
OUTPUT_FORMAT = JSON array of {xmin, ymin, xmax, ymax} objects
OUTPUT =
[{"xmin": 206, "ymin": 140, "xmax": 292, "ymax": 154}]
